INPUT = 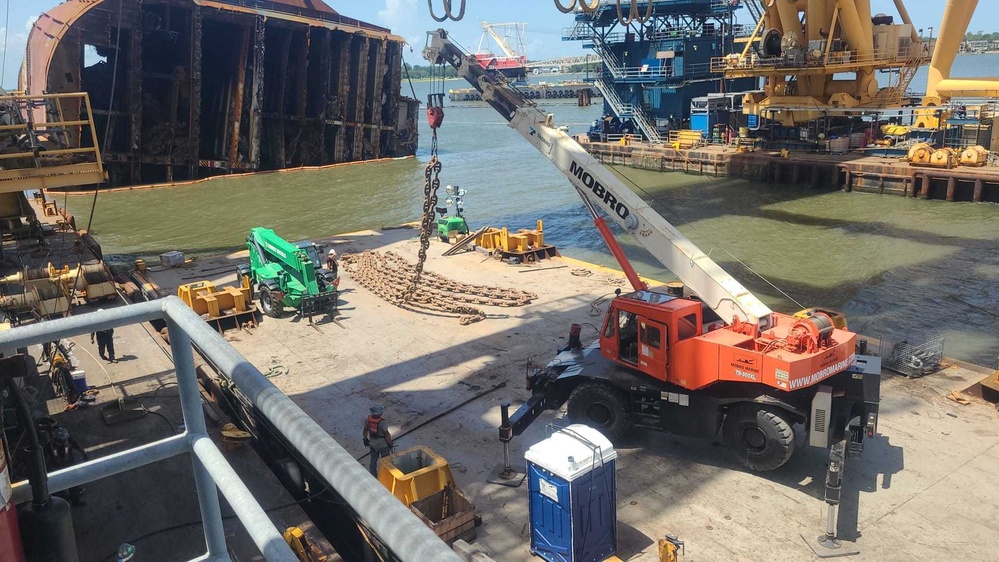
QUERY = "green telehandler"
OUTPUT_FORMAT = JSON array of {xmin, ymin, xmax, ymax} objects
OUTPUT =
[{"xmin": 237, "ymin": 227, "xmax": 338, "ymax": 321}]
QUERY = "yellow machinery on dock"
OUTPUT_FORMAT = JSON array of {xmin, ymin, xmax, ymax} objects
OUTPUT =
[
  {"xmin": 177, "ymin": 280, "xmax": 257, "ymax": 332},
  {"xmin": 959, "ymin": 146, "xmax": 989, "ymax": 167},
  {"xmin": 669, "ymin": 130, "xmax": 704, "ymax": 150},
  {"xmin": 0, "ymin": 261, "xmax": 117, "ymax": 318},
  {"xmin": 929, "ymin": 148, "xmax": 958, "ymax": 169},
  {"xmin": 715, "ymin": 0, "xmax": 930, "ymax": 125},
  {"xmin": 907, "ymin": 144, "xmax": 988, "ymax": 169},
  {"xmin": 282, "ymin": 527, "xmax": 328, "ymax": 562},
  {"xmin": 474, "ymin": 220, "xmax": 559, "ymax": 263},
  {"xmin": 377, "ymin": 446, "xmax": 455, "ymax": 507},
  {"xmin": 377, "ymin": 446, "xmax": 477, "ymax": 545}
]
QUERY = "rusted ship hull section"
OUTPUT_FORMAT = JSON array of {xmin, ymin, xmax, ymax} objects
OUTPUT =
[{"xmin": 22, "ymin": 0, "xmax": 419, "ymax": 188}]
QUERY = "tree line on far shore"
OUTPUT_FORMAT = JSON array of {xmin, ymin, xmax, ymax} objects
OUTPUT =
[
  {"xmin": 965, "ymin": 31, "xmax": 999, "ymax": 42},
  {"xmin": 404, "ymin": 64, "xmax": 460, "ymax": 80}
]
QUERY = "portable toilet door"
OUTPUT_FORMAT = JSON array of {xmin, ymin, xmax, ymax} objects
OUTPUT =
[{"xmin": 525, "ymin": 424, "xmax": 618, "ymax": 562}]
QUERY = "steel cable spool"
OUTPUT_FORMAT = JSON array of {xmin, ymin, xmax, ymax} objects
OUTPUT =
[{"xmin": 81, "ymin": 263, "xmax": 108, "ymax": 285}]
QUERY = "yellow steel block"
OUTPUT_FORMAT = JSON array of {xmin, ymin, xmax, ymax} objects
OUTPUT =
[
  {"xmin": 377, "ymin": 446, "xmax": 455, "ymax": 507},
  {"xmin": 473, "ymin": 220, "xmax": 547, "ymax": 254},
  {"xmin": 179, "ymin": 280, "xmax": 253, "ymax": 319}
]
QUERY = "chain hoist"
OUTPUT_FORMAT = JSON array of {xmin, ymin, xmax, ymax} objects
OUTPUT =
[{"xmin": 404, "ymin": 63, "xmax": 448, "ymax": 302}]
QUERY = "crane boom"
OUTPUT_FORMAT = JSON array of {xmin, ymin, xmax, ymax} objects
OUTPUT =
[
  {"xmin": 478, "ymin": 22, "xmax": 526, "ymax": 60},
  {"xmin": 424, "ymin": 29, "xmax": 773, "ymax": 328}
]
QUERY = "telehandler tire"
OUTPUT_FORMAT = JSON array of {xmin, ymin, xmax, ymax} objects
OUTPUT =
[
  {"xmin": 567, "ymin": 381, "xmax": 632, "ymax": 442},
  {"xmin": 259, "ymin": 287, "xmax": 283, "ymax": 319},
  {"xmin": 236, "ymin": 267, "xmax": 254, "ymax": 296},
  {"xmin": 723, "ymin": 404, "xmax": 794, "ymax": 471}
]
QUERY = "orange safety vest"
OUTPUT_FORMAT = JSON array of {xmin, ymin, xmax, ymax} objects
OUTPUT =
[{"xmin": 367, "ymin": 415, "xmax": 384, "ymax": 438}]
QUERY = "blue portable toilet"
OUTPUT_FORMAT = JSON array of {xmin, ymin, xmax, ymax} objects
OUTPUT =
[{"xmin": 525, "ymin": 424, "xmax": 617, "ymax": 562}]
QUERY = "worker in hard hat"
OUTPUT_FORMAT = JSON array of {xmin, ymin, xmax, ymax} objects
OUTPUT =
[
  {"xmin": 46, "ymin": 426, "xmax": 89, "ymax": 505},
  {"xmin": 326, "ymin": 248, "xmax": 339, "ymax": 277},
  {"xmin": 363, "ymin": 404, "xmax": 393, "ymax": 476}
]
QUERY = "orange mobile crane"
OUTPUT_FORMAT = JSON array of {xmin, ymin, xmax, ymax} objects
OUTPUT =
[{"xmin": 424, "ymin": 29, "xmax": 880, "ymax": 478}]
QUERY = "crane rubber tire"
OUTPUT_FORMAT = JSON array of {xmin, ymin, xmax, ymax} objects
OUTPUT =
[
  {"xmin": 566, "ymin": 381, "xmax": 632, "ymax": 442},
  {"xmin": 259, "ymin": 286, "xmax": 283, "ymax": 319},
  {"xmin": 722, "ymin": 404, "xmax": 795, "ymax": 472}
]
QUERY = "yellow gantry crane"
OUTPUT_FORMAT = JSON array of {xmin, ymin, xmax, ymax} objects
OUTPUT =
[
  {"xmin": 715, "ymin": 0, "xmax": 931, "ymax": 125},
  {"xmin": 918, "ymin": 0, "xmax": 995, "ymax": 128},
  {"xmin": 715, "ymin": 0, "xmax": 987, "ymax": 128}
]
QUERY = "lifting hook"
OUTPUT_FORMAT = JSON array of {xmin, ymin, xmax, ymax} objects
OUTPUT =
[{"xmin": 428, "ymin": 0, "xmax": 466, "ymax": 22}]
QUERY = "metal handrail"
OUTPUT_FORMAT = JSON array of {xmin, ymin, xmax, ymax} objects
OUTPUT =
[
  {"xmin": 2, "ymin": 299, "xmax": 460, "ymax": 562},
  {"xmin": 0, "ymin": 92, "xmax": 105, "ymax": 192},
  {"xmin": 593, "ymin": 77, "xmax": 662, "ymax": 144},
  {"xmin": 712, "ymin": 50, "xmax": 932, "ymax": 75}
]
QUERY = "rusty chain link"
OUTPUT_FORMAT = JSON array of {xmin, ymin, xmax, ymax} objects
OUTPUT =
[
  {"xmin": 403, "ymin": 131, "xmax": 442, "ymax": 302},
  {"xmin": 342, "ymin": 250, "xmax": 537, "ymax": 325}
]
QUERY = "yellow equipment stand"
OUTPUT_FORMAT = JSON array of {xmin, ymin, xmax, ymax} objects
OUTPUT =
[
  {"xmin": 377, "ymin": 446, "xmax": 454, "ymax": 507},
  {"xmin": 177, "ymin": 280, "xmax": 258, "ymax": 332},
  {"xmin": 283, "ymin": 527, "xmax": 327, "ymax": 562}
]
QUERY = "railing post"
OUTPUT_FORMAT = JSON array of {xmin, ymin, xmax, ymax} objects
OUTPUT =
[{"xmin": 167, "ymin": 318, "xmax": 229, "ymax": 561}]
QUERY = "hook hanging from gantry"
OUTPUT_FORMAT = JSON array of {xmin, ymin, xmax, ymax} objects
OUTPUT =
[{"xmin": 428, "ymin": 0, "xmax": 466, "ymax": 22}]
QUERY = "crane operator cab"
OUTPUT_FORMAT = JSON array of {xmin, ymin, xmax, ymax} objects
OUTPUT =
[
  {"xmin": 293, "ymin": 239, "xmax": 338, "ymax": 289},
  {"xmin": 599, "ymin": 289, "xmax": 714, "ymax": 384}
]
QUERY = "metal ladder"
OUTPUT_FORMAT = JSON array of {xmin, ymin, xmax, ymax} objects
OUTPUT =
[
  {"xmin": 576, "ymin": 7, "xmax": 662, "ymax": 143},
  {"xmin": 593, "ymin": 76, "xmax": 663, "ymax": 144}
]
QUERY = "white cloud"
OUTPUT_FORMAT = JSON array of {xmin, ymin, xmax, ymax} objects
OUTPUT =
[
  {"xmin": 0, "ymin": 15, "xmax": 40, "ymax": 88},
  {"xmin": 376, "ymin": 0, "xmax": 423, "ymax": 56},
  {"xmin": 377, "ymin": 0, "xmax": 417, "ymax": 28}
]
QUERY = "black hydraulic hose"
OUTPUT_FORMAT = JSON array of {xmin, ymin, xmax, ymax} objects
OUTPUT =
[
  {"xmin": 5, "ymin": 377, "xmax": 50, "ymax": 507},
  {"xmin": 356, "ymin": 381, "xmax": 506, "ymax": 461}
]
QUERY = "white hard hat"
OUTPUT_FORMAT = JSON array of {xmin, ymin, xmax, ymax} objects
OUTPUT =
[{"xmin": 328, "ymin": 249, "xmax": 337, "ymax": 257}]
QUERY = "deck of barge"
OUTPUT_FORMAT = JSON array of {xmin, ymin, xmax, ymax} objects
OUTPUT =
[
  {"xmin": 144, "ymin": 226, "xmax": 999, "ymax": 561},
  {"xmin": 4, "ymin": 196, "xmax": 329, "ymax": 561},
  {"xmin": 582, "ymin": 141, "xmax": 999, "ymax": 203}
]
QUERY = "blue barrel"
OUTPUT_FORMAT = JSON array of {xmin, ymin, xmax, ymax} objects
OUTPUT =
[{"xmin": 525, "ymin": 424, "xmax": 617, "ymax": 562}]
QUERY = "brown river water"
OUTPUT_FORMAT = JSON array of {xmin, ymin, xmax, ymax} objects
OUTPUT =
[{"xmin": 65, "ymin": 76, "xmax": 999, "ymax": 367}]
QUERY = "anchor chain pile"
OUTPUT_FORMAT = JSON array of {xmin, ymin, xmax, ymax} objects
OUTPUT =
[{"xmin": 342, "ymin": 250, "xmax": 537, "ymax": 325}]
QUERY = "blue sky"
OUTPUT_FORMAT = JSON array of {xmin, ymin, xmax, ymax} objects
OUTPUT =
[{"xmin": 1, "ymin": 0, "xmax": 994, "ymax": 88}]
